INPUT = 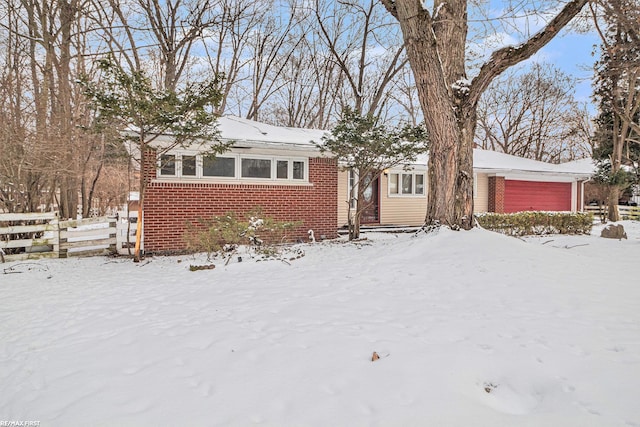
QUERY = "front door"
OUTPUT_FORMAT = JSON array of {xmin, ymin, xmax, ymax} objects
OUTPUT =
[{"xmin": 360, "ymin": 174, "xmax": 379, "ymax": 224}]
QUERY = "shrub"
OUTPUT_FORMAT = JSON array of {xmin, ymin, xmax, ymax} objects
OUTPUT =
[
  {"xmin": 475, "ymin": 211, "xmax": 593, "ymax": 236},
  {"xmin": 183, "ymin": 208, "xmax": 302, "ymax": 261}
]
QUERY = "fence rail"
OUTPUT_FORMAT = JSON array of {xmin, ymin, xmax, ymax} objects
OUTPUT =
[
  {"xmin": 583, "ymin": 205, "xmax": 640, "ymax": 221},
  {"xmin": 0, "ymin": 213, "xmax": 117, "ymax": 262}
]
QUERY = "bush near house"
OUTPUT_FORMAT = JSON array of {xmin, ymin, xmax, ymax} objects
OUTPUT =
[
  {"xmin": 476, "ymin": 212, "xmax": 593, "ymax": 236},
  {"xmin": 183, "ymin": 208, "xmax": 302, "ymax": 261}
]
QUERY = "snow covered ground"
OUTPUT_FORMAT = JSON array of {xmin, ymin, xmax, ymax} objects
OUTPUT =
[{"xmin": 1, "ymin": 222, "xmax": 639, "ymax": 426}]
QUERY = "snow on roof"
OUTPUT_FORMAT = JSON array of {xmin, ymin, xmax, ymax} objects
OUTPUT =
[
  {"xmin": 414, "ymin": 150, "xmax": 593, "ymax": 177},
  {"xmin": 473, "ymin": 149, "xmax": 558, "ymax": 172},
  {"xmin": 138, "ymin": 116, "xmax": 329, "ymax": 152},
  {"xmin": 136, "ymin": 116, "xmax": 594, "ymax": 177},
  {"xmin": 559, "ymin": 158, "xmax": 597, "ymax": 174},
  {"xmin": 218, "ymin": 116, "xmax": 328, "ymax": 147}
]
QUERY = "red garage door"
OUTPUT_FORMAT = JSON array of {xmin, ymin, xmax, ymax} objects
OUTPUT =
[{"xmin": 504, "ymin": 180, "xmax": 572, "ymax": 213}]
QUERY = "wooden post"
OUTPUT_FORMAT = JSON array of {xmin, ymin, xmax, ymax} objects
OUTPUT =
[{"xmin": 133, "ymin": 205, "xmax": 143, "ymax": 262}]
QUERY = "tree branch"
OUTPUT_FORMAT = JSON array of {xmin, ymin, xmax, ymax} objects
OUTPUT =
[
  {"xmin": 379, "ymin": 0, "xmax": 397, "ymax": 20},
  {"xmin": 467, "ymin": 0, "xmax": 588, "ymax": 110}
]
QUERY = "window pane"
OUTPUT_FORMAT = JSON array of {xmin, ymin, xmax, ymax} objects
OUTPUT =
[
  {"xmin": 389, "ymin": 173, "xmax": 398, "ymax": 194},
  {"xmin": 182, "ymin": 155, "xmax": 196, "ymax": 176},
  {"xmin": 293, "ymin": 161, "xmax": 304, "ymax": 179},
  {"xmin": 160, "ymin": 155, "xmax": 175, "ymax": 175},
  {"xmin": 277, "ymin": 160, "xmax": 288, "ymax": 179},
  {"xmin": 415, "ymin": 174, "xmax": 425, "ymax": 195},
  {"xmin": 203, "ymin": 156, "xmax": 235, "ymax": 177},
  {"xmin": 241, "ymin": 158, "xmax": 271, "ymax": 178},
  {"xmin": 402, "ymin": 174, "xmax": 413, "ymax": 194}
]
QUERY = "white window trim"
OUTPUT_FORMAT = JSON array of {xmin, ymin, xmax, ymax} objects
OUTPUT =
[
  {"xmin": 157, "ymin": 152, "xmax": 309, "ymax": 183},
  {"xmin": 388, "ymin": 171, "xmax": 426, "ymax": 197},
  {"xmin": 274, "ymin": 158, "xmax": 308, "ymax": 181}
]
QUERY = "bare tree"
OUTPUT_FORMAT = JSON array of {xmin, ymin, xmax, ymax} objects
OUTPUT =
[
  {"xmin": 244, "ymin": 0, "xmax": 305, "ymax": 122},
  {"xmin": 590, "ymin": 0, "xmax": 640, "ymax": 221},
  {"xmin": 385, "ymin": 65, "xmax": 422, "ymax": 125},
  {"xmin": 137, "ymin": 0, "xmax": 219, "ymax": 91},
  {"xmin": 201, "ymin": 0, "xmax": 257, "ymax": 115},
  {"xmin": 0, "ymin": 0, "xmax": 44, "ymax": 213},
  {"xmin": 313, "ymin": 0, "xmax": 408, "ymax": 117},
  {"xmin": 0, "ymin": 0, "xmax": 106, "ymax": 218},
  {"xmin": 265, "ymin": 31, "xmax": 344, "ymax": 129},
  {"xmin": 476, "ymin": 62, "xmax": 592, "ymax": 163},
  {"xmin": 380, "ymin": 0, "xmax": 589, "ymax": 229},
  {"xmin": 92, "ymin": 0, "xmax": 220, "ymax": 90}
]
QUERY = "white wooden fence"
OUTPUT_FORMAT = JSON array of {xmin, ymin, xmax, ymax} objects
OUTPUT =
[
  {"xmin": 0, "ymin": 212, "xmax": 117, "ymax": 262},
  {"xmin": 583, "ymin": 205, "xmax": 640, "ymax": 221},
  {"xmin": 114, "ymin": 210, "xmax": 141, "ymax": 257}
]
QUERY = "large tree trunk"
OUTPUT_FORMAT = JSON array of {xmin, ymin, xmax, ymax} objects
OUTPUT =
[
  {"xmin": 381, "ymin": 0, "xmax": 588, "ymax": 230},
  {"xmin": 387, "ymin": 1, "xmax": 469, "ymax": 228},
  {"xmin": 456, "ymin": 111, "xmax": 477, "ymax": 229},
  {"xmin": 608, "ymin": 115, "xmax": 623, "ymax": 222},
  {"xmin": 607, "ymin": 187, "xmax": 620, "ymax": 222}
]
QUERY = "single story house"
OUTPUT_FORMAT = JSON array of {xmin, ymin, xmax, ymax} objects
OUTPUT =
[
  {"xmin": 337, "ymin": 150, "xmax": 594, "ymax": 228},
  {"xmin": 140, "ymin": 116, "xmax": 337, "ymax": 254},
  {"xmin": 139, "ymin": 117, "xmax": 593, "ymax": 252}
]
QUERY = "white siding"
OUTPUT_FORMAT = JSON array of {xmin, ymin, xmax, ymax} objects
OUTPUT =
[
  {"xmin": 337, "ymin": 169, "xmax": 350, "ymax": 227},
  {"xmin": 474, "ymin": 173, "xmax": 489, "ymax": 213},
  {"xmin": 379, "ymin": 174, "xmax": 427, "ymax": 226}
]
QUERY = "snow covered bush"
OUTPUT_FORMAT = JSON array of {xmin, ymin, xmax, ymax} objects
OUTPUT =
[{"xmin": 476, "ymin": 212, "xmax": 593, "ymax": 236}]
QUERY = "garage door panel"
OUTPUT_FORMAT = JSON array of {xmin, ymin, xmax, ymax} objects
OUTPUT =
[{"xmin": 504, "ymin": 180, "xmax": 571, "ymax": 213}]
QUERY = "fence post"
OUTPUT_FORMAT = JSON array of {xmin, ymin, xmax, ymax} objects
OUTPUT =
[
  {"xmin": 51, "ymin": 212, "xmax": 59, "ymax": 258},
  {"xmin": 108, "ymin": 217, "xmax": 117, "ymax": 254},
  {"xmin": 58, "ymin": 215, "xmax": 68, "ymax": 259}
]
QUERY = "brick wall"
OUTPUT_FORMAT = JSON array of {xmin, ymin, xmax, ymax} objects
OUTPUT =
[
  {"xmin": 488, "ymin": 176, "xmax": 505, "ymax": 213},
  {"xmin": 142, "ymin": 156, "xmax": 338, "ymax": 253}
]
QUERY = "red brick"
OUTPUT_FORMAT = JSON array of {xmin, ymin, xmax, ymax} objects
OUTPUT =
[{"xmin": 142, "ymin": 154, "xmax": 338, "ymax": 253}]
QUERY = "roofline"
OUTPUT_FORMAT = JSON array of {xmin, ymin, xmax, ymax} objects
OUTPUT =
[
  {"xmin": 221, "ymin": 138, "xmax": 322, "ymax": 152},
  {"xmin": 474, "ymin": 167, "xmax": 591, "ymax": 178}
]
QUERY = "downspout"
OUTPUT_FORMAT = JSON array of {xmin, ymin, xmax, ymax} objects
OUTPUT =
[{"xmin": 580, "ymin": 177, "xmax": 592, "ymax": 212}]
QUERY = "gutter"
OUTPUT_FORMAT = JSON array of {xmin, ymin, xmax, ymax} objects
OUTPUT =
[
  {"xmin": 224, "ymin": 138, "xmax": 322, "ymax": 152},
  {"xmin": 473, "ymin": 167, "xmax": 592, "ymax": 179}
]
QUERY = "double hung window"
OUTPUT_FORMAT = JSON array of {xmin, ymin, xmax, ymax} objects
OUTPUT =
[{"xmin": 388, "ymin": 172, "xmax": 425, "ymax": 196}]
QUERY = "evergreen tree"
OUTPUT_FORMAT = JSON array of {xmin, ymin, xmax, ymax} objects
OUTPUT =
[
  {"xmin": 320, "ymin": 107, "xmax": 427, "ymax": 240},
  {"xmin": 82, "ymin": 59, "xmax": 229, "ymax": 261}
]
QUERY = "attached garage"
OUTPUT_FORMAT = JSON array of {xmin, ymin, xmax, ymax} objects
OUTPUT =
[
  {"xmin": 504, "ymin": 180, "xmax": 572, "ymax": 213},
  {"xmin": 339, "ymin": 148, "xmax": 592, "ymax": 228}
]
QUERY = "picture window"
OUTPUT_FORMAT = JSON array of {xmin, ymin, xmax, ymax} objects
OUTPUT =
[
  {"xmin": 242, "ymin": 158, "xmax": 271, "ymax": 179},
  {"xmin": 203, "ymin": 156, "xmax": 235, "ymax": 177}
]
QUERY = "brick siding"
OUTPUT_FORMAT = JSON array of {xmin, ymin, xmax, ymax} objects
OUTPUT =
[
  {"xmin": 142, "ymin": 155, "xmax": 338, "ymax": 254},
  {"xmin": 488, "ymin": 176, "xmax": 505, "ymax": 213}
]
